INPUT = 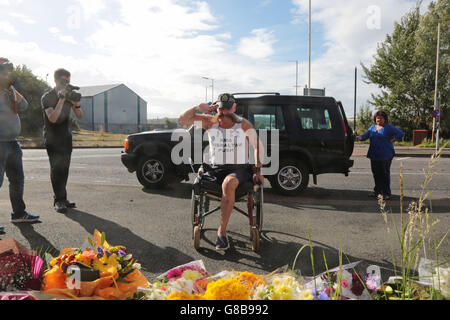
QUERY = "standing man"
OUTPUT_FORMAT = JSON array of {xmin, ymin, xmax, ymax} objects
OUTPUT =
[
  {"xmin": 0, "ymin": 58, "xmax": 40, "ymax": 232},
  {"xmin": 179, "ymin": 94, "xmax": 265, "ymax": 251},
  {"xmin": 41, "ymin": 68, "xmax": 83, "ymax": 213}
]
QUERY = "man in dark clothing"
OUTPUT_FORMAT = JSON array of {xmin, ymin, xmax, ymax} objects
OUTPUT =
[
  {"xmin": 0, "ymin": 58, "xmax": 40, "ymax": 232},
  {"xmin": 41, "ymin": 68, "xmax": 83, "ymax": 213}
]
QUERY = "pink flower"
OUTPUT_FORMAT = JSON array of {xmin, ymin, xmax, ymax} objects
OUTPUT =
[
  {"xmin": 167, "ymin": 268, "xmax": 183, "ymax": 281},
  {"xmin": 341, "ymin": 279, "xmax": 349, "ymax": 288}
]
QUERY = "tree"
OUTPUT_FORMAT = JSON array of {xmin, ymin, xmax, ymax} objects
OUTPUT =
[
  {"xmin": 9, "ymin": 65, "xmax": 50, "ymax": 137},
  {"xmin": 362, "ymin": 0, "xmax": 449, "ymax": 139},
  {"xmin": 357, "ymin": 104, "xmax": 374, "ymax": 133}
]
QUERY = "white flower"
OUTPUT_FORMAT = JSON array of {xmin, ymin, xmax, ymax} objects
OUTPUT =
[{"xmin": 132, "ymin": 263, "xmax": 141, "ymax": 270}]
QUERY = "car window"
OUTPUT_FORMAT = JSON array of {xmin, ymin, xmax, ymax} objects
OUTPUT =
[
  {"xmin": 297, "ymin": 107, "xmax": 332, "ymax": 130},
  {"xmin": 248, "ymin": 105, "xmax": 286, "ymax": 131}
]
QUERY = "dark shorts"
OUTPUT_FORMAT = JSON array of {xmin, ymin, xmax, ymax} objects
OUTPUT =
[{"xmin": 205, "ymin": 164, "xmax": 253, "ymax": 186}]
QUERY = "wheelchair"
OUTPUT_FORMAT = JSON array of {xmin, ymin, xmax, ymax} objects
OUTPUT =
[{"xmin": 191, "ymin": 163, "xmax": 264, "ymax": 252}]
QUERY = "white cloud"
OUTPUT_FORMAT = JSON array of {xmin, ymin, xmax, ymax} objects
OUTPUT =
[
  {"xmin": 48, "ymin": 26, "xmax": 78, "ymax": 45},
  {"xmin": 0, "ymin": 21, "xmax": 18, "ymax": 35},
  {"xmin": 74, "ymin": 0, "xmax": 106, "ymax": 19},
  {"xmin": 9, "ymin": 12, "xmax": 36, "ymax": 24},
  {"xmin": 237, "ymin": 28, "xmax": 277, "ymax": 60}
]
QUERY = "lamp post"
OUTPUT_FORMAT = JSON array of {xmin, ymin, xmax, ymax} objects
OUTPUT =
[
  {"xmin": 202, "ymin": 77, "xmax": 215, "ymax": 102},
  {"xmin": 432, "ymin": 22, "xmax": 441, "ymax": 143},
  {"xmin": 308, "ymin": 0, "xmax": 312, "ymax": 96}
]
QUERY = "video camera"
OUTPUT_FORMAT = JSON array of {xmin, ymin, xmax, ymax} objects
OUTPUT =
[
  {"xmin": 0, "ymin": 61, "xmax": 14, "ymax": 74},
  {"xmin": 59, "ymin": 79, "xmax": 82, "ymax": 102}
]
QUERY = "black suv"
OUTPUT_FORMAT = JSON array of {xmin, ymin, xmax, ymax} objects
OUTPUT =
[{"xmin": 121, "ymin": 93, "xmax": 355, "ymax": 196}]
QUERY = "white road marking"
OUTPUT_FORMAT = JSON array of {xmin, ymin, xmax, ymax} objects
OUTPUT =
[
  {"xmin": 22, "ymin": 154, "xmax": 119, "ymax": 161},
  {"xmin": 396, "ymin": 157, "xmax": 411, "ymax": 161}
]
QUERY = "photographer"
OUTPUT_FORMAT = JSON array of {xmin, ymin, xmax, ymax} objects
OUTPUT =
[
  {"xmin": 41, "ymin": 68, "xmax": 83, "ymax": 213},
  {"xmin": 0, "ymin": 58, "xmax": 40, "ymax": 232}
]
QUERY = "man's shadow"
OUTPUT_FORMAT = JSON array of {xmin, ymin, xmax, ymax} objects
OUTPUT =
[
  {"xmin": 14, "ymin": 222, "xmax": 60, "ymax": 257},
  {"xmin": 65, "ymin": 209, "xmax": 194, "ymax": 276}
]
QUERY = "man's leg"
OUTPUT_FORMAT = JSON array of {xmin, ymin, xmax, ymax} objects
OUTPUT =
[
  {"xmin": 0, "ymin": 142, "xmax": 8, "ymax": 232},
  {"xmin": 218, "ymin": 175, "xmax": 240, "ymax": 237},
  {"xmin": 5, "ymin": 141, "xmax": 26, "ymax": 216},
  {"xmin": 47, "ymin": 147, "xmax": 71, "ymax": 206}
]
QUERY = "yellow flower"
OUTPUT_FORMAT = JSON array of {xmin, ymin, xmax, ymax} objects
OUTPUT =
[
  {"xmin": 75, "ymin": 254, "xmax": 92, "ymax": 267},
  {"xmin": 204, "ymin": 278, "xmax": 250, "ymax": 300},
  {"xmin": 182, "ymin": 270, "xmax": 204, "ymax": 281},
  {"xmin": 270, "ymin": 284, "xmax": 295, "ymax": 300},
  {"xmin": 93, "ymin": 255, "xmax": 119, "ymax": 276},
  {"xmin": 299, "ymin": 289, "xmax": 314, "ymax": 300},
  {"xmin": 168, "ymin": 292, "xmax": 205, "ymax": 300}
]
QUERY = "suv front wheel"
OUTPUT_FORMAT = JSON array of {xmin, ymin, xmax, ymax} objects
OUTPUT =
[
  {"xmin": 137, "ymin": 155, "xmax": 172, "ymax": 189},
  {"xmin": 270, "ymin": 159, "xmax": 309, "ymax": 196}
]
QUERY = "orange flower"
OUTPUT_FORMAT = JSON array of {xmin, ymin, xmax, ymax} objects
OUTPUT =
[
  {"xmin": 42, "ymin": 266, "xmax": 68, "ymax": 291},
  {"xmin": 168, "ymin": 292, "xmax": 205, "ymax": 300},
  {"xmin": 238, "ymin": 272, "xmax": 265, "ymax": 289}
]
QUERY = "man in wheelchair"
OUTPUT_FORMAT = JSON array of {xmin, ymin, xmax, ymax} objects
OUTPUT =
[{"xmin": 179, "ymin": 93, "xmax": 265, "ymax": 251}]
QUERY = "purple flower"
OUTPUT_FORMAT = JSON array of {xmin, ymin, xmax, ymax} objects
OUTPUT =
[
  {"xmin": 312, "ymin": 289, "xmax": 331, "ymax": 301},
  {"xmin": 96, "ymin": 246, "xmax": 104, "ymax": 258},
  {"xmin": 118, "ymin": 249, "xmax": 126, "ymax": 257},
  {"xmin": 105, "ymin": 250, "xmax": 112, "ymax": 257}
]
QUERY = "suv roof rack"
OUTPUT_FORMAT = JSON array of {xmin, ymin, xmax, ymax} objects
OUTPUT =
[{"xmin": 232, "ymin": 92, "xmax": 281, "ymax": 97}]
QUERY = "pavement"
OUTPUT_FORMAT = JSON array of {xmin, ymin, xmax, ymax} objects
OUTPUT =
[{"xmin": 353, "ymin": 144, "xmax": 450, "ymax": 158}]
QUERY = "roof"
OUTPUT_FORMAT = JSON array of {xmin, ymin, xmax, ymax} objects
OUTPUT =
[{"xmin": 78, "ymin": 84, "xmax": 122, "ymax": 97}]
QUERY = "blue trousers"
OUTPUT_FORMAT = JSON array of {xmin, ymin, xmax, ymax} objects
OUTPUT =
[
  {"xmin": 0, "ymin": 141, "xmax": 26, "ymax": 215},
  {"xmin": 370, "ymin": 158, "xmax": 393, "ymax": 197}
]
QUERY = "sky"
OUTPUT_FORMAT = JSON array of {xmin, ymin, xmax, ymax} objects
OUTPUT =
[{"xmin": 0, "ymin": 0, "xmax": 433, "ymax": 119}]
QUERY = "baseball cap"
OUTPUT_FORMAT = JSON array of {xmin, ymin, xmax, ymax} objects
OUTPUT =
[{"xmin": 216, "ymin": 93, "xmax": 236, "ymax": 110}]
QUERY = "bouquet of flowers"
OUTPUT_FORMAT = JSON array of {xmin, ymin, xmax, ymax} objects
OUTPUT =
[
  {"xmin": 0, "ymin": 239, "xmax": 44, "ymax": 293},
  {"xmin": 137, "ymin": 262, "xmax": 317, "ymax": 301},
  {"xmin": 40, "ymin": 230, "xmax": 149, "ymax": 300},
  {"xmin": 136, "ymin": 260, "xmax": 383, "ymax": 301}
]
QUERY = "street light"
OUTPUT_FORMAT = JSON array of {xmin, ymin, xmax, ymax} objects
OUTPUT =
[
  {"xmin": 308, "ymin": 0, "xmax": 312, "ymax": 96},
  {"xmin": 288, "ymin": 60, "xmax": 300, "ymax": 95},
  {"xmin": 202, "ymin": 77, "xmax": 215, "ymax": 102}
]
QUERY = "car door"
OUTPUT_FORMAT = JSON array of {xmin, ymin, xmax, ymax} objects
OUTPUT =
[
  {"xmin": 245, "ymin": 104, "xmax": 288, "ymax": 168},
  {"xmin": 294, "ymin": 104, "xmax": 342, "ymax": 170}
]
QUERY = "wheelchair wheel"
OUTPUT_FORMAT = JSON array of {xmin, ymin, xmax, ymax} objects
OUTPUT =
[
  {"xmin": 193, "ymin": 226, "xmax": 201, "ymax": 251},
  {"xmin": 191, "ymin": 190, "xmax": 199, "ymax": 227},
  {"xmin": 250, "ymin": 227, "xmax": 260, "ymax": 253},
  {"xmin": 255, "ymin": 187, "xmax": 264, "ymax": 232}
]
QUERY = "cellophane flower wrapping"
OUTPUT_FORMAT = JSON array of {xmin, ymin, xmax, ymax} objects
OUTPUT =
[{"xmin": 40, "ymin": 230, "xmax": 150, "ymax": 300}]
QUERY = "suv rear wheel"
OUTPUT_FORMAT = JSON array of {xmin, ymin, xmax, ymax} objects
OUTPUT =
[
  {"xmin": 137, "ymin": 155, "xmax": 172, "ymax": 189},
  {"xmin": 270, "ymin": 159, "xmax": 309, "ymax": 196}
]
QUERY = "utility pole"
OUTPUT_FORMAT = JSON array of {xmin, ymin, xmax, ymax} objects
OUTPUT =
[
  {"xmin": 354, "ymin": 67, "xmax": 358, "ymax": 132},
  {"xmin": 432, "ymin": 22, "xmax": 441, "ymax": 142},
  {"xmin": 308, "ymin": 0, "xmax": 312, "ymax": 96},
  {"xmin": 436, "ymin": 92, "xmax": 441, "ymax": 151}
]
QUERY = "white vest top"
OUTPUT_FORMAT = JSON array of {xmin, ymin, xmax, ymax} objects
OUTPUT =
[{"xmin": 207, "ymin": 122, "xmax": 249, "ymax": 165}]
